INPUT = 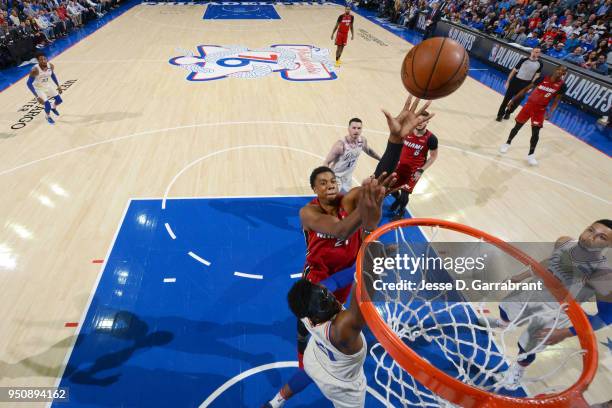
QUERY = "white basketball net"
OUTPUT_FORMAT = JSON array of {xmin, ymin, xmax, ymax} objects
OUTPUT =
[{"xmin": 364, "ymin": 224, "xmax": 587, "ymax": 407}]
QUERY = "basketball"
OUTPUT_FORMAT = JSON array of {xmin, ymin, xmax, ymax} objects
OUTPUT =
[{"xmin": 401, "ymin": 37, "xmax": 469, "ymax": 100}]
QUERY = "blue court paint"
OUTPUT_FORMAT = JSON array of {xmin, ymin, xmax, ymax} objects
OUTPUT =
[
  {"xmin": 204, "ymin": 4, "xmax": 281, "ymax": 19},
  {"xmin": 350, "ymin": 5, "xmax": 611, "ymax": 155},
  {"xmin": 55, "ymin": 197, "xmax": 524, "ymax": 407}
]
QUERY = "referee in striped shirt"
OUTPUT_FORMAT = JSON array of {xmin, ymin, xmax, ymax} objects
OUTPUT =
[{"xmin": 496, "ymin": 47, "xmax": 543, "ymax": 121}]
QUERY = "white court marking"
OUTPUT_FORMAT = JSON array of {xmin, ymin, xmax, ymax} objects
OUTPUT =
[
  {"xmin": 0, "ymin": 120, "xmax": 608, "ymax": 204},
  {"xmin": 290, "ymin": 272, "xmax": 302, "ymax": 278},
  {"xmin": 188, "ymin": 250, "xmax": 212, "ymax": 266},
  {"xmin": 160, "ymin": 144, "xmax": 360, "ymax": 276},
  {"xmin": 199, "ymin": 361, "xmax": 389, "ymax": 407},
  {"xmin": 164, "ymin": 222, "xmax": 177, "ymax": 239},
  {"xmin": 234, "ymin": 271, "xmax": 264, "ymax": 279},
  {"xmin": 163, "ymin": 277, "xmax": 177, "ymax": 283}
]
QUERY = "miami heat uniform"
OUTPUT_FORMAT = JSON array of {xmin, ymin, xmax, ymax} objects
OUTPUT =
[
  {"xmin": 302, "ymin": 314, "xmax": 367, "ymax": 408},
  {"xmin": 332, "ymin": 138, "xmax": 365, "ymax": 193},
  {"xmin": 302, "ymin": 196, "xmax": 361, "ymax": 304},
  {"xmin": 335, "ymin": 13, "xmax": 354, "ymax": 46},
  {"xmin": 516, "ymin": 76, "xmax": 566, "ymax": 127},
  {"xmin": 394, "ymin": 130, "xmax": 438, "ymax": 192}
]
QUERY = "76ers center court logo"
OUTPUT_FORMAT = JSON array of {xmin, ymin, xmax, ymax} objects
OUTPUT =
[{"xmin": 169, "ymin": 44, "xmax": 337, "ymax": 82}]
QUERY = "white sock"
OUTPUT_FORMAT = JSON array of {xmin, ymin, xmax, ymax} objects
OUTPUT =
[{"xmin": 268, "ymin": 391, "xmax": 286, "ymax": 408}]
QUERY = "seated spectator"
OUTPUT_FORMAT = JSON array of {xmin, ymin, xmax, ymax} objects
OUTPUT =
[
  {"xmin": 470, "ymin": 16, "xmax": 485, "ymax": 31},
  {"xmin": 506, "ymin": 25, "xmax": 528, "ymax": 44},
  {"xmin": 547, "ymin": 42, "xmax": 568, "ymax": 58},
  {"xmin": 33, "ymin": 11, "xmax": 54, "ymax": 41},
  {"xmin": 591, "ymin": 54, "xmax": 609, "ymax": 75},
  {"xmin": 10, "ymin": 9, "xmax": 22, "ymax": 26},
  {"xmin": 582, "ymin": 50, "xmax": 598, "ymax": 69},
  {"xmin": 527, "ymin": 11, "xmax": 542, "ymax": 31},
  {"xmin": 563, "ymin": 20, "xmax": 581, "ymax": 37},
  {"xmin": 564, "ymin": 32, "xmax": 581, "ymax": 51},
  {"xmin": 544, "ymin": 14, "xmax": 558, "ymax": 29},
  {"xmin": 596, "ymin": 0, "xmax": 609, "ymax": 16},
  {"xmin": 523, "ymin": 33, "xmax": 541, "ymax": 48},
  {"xmin": 579, "ymin": 29, "xmax": 598, "ymax": 50},
  {"xmin": 563, "ymin": 45, "xmax": 585, "ymax": 64},
  {"xmin": 558, "ymin": 9, "xmax": 573, "ymax": 25},
  {"xmin": 540, "ymin": 37, "xmax": 555, "ymax": 53},
  {"xmin": 590, "ymin": 18, "xmax": 606, "ymax": 38},
  {"xmin": 594, "ymin": 39, "xmax": 609, "ymax": 58},
  {"xmin": 542, "ymin": 25, "xmax": 566, "ymax": 43}
]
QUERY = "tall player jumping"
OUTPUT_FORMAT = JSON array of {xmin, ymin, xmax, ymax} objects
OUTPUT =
[
  {"xmin": 499, "ymin": 65, "xmax": 567, "ymax": 166},
  {"xmin": 27, "ymin": 53, "xmax": 63, "ymax": 125},
  {"xmin": 263, "ymin": 95, "xmax": 433, "ymax": 408},
  {"xmin": 480, "ymin": 219, "xmax": 612, "ymax": 390},
  {"xmin": 331, "ymin": 5, "xmax": 354, "ymax": 67},
  {"xmin": 389, "ymin": 110, "xmax": 438, "ymax": 221},
  {"xmin": 323, "ymin": 118, "xmax": 381, "ymax": 193}
]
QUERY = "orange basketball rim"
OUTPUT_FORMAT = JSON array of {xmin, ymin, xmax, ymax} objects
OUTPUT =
[{"xmin": 355, "ymin": 218, "xmax": 598, "ymax": 408}]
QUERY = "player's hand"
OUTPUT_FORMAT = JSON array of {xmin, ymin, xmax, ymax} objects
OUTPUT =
[
  {"xmin": 382, "ymin": 95, "xmax": 434, "ymax": 141},
  {"xmin": 534, "ymin": 327, "xmax": 572, "ymax": 345},
  {"xmin": 373, "ymin": 171, "xmax": 397, "ymax": 192},
  {"xmin": 331, "ymin": 34, "xmax": 334, "ymax": 40},
  {"xmin": 504, "ymin": 81, "xmax": 509, "ymax": 89},
  {"xmin": 358, "ymin": 176, "xmax": 387, "ymax": 230},
  {"xmin": 506, "ymin": 100, "xmax": 514, "ymax": 110},
  {"xmin": 411, "ymin": 172, "xmax": 421, "ymax": 182},
  {"xmin": 57, "ymin": 87, "xmax": 62, "ymax": 94},
  {"xmin": 37, "ymin": 97, "xmax": 44, "ymax": 105}
]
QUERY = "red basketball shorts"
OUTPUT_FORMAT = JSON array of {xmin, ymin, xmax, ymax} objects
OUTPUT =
[
  {"xmin": 335, "ymin": 31, "xmax": 348, "ymax": 46},
  {"xmin": 516, "ymin": 103, "xmax": 546, "ymax": 128},
  {"xmin": 394, "ymin": 163, "xmax": 421, "ymax": 193}
]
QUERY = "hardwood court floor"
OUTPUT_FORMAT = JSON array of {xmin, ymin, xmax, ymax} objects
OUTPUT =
[{"xmin": 0, "ymin": 2, "xmax": 610, "ymax": 406}]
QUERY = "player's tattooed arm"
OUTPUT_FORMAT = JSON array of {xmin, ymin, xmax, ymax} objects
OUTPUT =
[{"xmin": 362, "ymin": 138, "xmax": 381, "ymax": 161}]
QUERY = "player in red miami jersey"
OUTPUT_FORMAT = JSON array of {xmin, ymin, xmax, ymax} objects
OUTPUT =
[
  {"xmin": 331, "ymin": 5, "xmax": 354, "ymax": 67},
  {"xmin": 499, "ymin": 65, "xmax": 567, "ymax": 166},
  {"xmin": 389, "ymin": 110, "xmax": 438, "ymax": 221}
]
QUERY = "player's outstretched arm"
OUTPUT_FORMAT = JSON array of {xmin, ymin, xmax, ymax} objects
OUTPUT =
[
  {"xmin": 341, "ymin": 172, "xmax": 396, "ymax": 216},
  {"xmin": 382, "ymin": 95, "xmax": 434, "ymax": 144},
  {"xmin": 323, "ymin": 140, "xmax": 344, "ymax": 168},
  {"xmin": 375, "ymin": 96, "xmax": 434, "ymax": 178},
  {"xmin": 332, "ymin": 178, "xmax": 386, "ymax": 352}
]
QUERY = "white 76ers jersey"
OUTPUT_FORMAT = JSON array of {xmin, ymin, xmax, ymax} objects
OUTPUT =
[
  {"xmin": 301, "ymin": 316, "xmax": 366, "ymax": 382},
  {"xmin": 33, "ymin": 64, "xmax": 53, "ymax": 89},
  {"xmin": 332, "ymin": 138, "xmax": 364, "ymax": 179}
]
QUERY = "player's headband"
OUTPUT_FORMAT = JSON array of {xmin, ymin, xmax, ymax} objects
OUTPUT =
[{"xmin": 307, "ymin": 286, "xmax": 340, "ymax": 323}]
